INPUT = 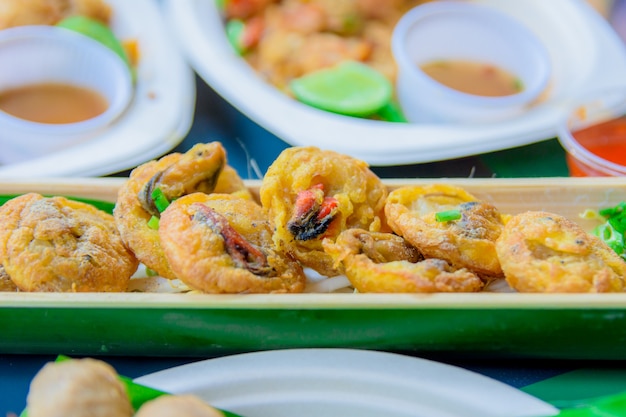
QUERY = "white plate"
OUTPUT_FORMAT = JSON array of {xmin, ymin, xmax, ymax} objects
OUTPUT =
[
  {"xmin": 165, "ymin": 0, "xmax": 626, "ymax": 166},
  {"xmin": 135, "ymin": 349, "xmax": 559, "ymax": 417},
  {"xmin": 0, "ymin": 0, "xmax": 195, "ymax": 178}
]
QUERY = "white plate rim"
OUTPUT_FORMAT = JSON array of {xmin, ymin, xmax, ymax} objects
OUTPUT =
[
  {"xmin": 135, "ymin": 348, "xmax": 559, "ymax": 417},
  {"xmin": 0, "ymin": 0, "xmax": 196, "ymax": 178},
  {"xmin": 165, "ymin": 0, "xmax": 626, "ymax": 166}
]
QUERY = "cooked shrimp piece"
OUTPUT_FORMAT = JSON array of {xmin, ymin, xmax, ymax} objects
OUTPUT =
[
  {"xmin": 159, "ymin": 193, "xmax": 306, "ymax": 293},
  {"xmin": 114, "ymin": 142, "xmax": 251, "ymax": 278},
  {"xmin": 27, "ymin": 358, "xmax": 133, "ymax": 417},
  {"xmin": 385, "ymin": 184, "xmax": 506, "ymax": 278},
  {"xmin": 0, "ymin": 0, "xmax": 111, "ymax": 29},
  {"xmin": 135, "ymin": 395, "xmax": 224, "ymax": 417},
  {"xmin": 496, "ymin": 211, "xmax": 626, "ymax": 293},
  {"xmin": 0, "ymin": 193, "xmax": 137, "ymax": 292},
  {"xmin": 323, "ymin": 229, "xmax": 483, "ymax": 293},
  {"xmin": 260, "ymin": 146, "xmax": 387, "ymax": 276}
]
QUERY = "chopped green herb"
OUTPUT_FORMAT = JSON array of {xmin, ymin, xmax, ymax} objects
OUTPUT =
[
  {"xmin": 435, "ymin": 209, "xmax": 462, "ymax": 222},
  {"xmin": 589, "ymin": 201, "xmax": 626, "ymax": 260},
  {"xmin": 151, "ymin": 188, "xmax": 170, "ymax": 213},
  {"xmin": 147, "ymin": 215, "xmax": 160, "ymax": 230}
]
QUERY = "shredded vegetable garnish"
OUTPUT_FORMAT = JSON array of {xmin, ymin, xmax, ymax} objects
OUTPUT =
[
  {"xmin": 151, "ymin": 188, "xmax": 170, "ymax": 213},
  {"xmin": 147, "ymin": 215, "xmax": 160, "ymax": 230},
  {"xmin": 435, "ymin": 209, "xmax": 462, "ymax": 222},
  {"xmin": 590, "ymin": 201, "xmax": 626, "ymax": 260}
]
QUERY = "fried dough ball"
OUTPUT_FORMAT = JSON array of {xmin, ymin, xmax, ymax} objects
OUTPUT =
[
  {"xmin": 159, "ymin": 193, "xmax": 306, "ymax": 293},
  {"xmin": 323, "ymin": 229, "xmax": 483, "ymax": 292},
  {"xmin": 385, "ymin": 184, "xmax": 505, "ymax": 278},
  {"xmin": 496, "ymin": 211, "xmax": 626, "ymax": 293},
  {"xmin": 260, "ymin": 146, "xmax": 387, "ymax": 276},
  {"xmin": 27, "ymin": 358, "xmax": 133, "ymax": 417},
  {"xmin": 0, "ymin": 0, "xmax": 111, "ymax": 29},
  {"xmin": 135, "ymin": 395, "xmax": 224, "ymax": 417},
  {"xmin": 0, "ymin": 193, "xmax": 137, "ymax": 292},
  {"xmin": 114, "ymin": 142, "xmax": 251, "ymax": 279}
]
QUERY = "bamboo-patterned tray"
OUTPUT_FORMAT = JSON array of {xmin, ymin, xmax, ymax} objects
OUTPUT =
[{"xmin": 1, "ymin": 177, "xmax": 625, "ymax": 359}]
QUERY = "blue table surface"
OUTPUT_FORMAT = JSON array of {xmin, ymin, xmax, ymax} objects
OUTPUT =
[{"xmin": 0, "ymin": 76, "xmax": 620, "ymax": 414}]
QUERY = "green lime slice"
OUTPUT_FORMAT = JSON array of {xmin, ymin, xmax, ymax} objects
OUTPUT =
[
  {"xmin": 290, "ymin": 60, "xmax": 393, "ymax": 117},
  {"xmin": 56, "ymin": 16, "xmax": 132, "ymax": 72}
]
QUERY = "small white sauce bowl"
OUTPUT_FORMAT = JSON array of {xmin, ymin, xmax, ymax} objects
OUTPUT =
[
  {"xmin": 0, "ymin": 25, "xmax": 133, "ymax": 165},
  {"xmin": 391, "ymin": 1, "xmax": 551, "ymax": 124}
]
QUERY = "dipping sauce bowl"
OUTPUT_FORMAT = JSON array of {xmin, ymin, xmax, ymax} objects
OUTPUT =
[
  {"xmin": 557, "ymin": 90, "xmax": 626, "ymax": 177},
  {"xmin": 0, "ymin": 25, "xmax": 132, "ymax": 164},
  {"xmin": 391, "ymin": 1, "xmax": 551, "ymax": 124}
]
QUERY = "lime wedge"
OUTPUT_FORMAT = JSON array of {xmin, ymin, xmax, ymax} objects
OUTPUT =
[
  {"xmin": 56, "ymin": 16, "xmax": 131, "ymax": 70},
  {"xmin": 290, "ymin": 61, "xmax": 393, "ymax": 117}
]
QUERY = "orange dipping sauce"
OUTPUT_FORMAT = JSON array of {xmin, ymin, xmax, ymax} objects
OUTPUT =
[
  {"xmin": 566, "ymin": 116, "xmax": 626, "ymax": 177},
  {"xmin": 0, "ymin": 82, "xmax": 108, "ymax": 124}
]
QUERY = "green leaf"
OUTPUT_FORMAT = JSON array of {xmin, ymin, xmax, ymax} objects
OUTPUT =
[
  {"xmin": 290, "ymin": 60, "xmax": 393, "ymax": 117},
  {"xmin": 0, "ymin": 195, "xmax": 115, "ymax": 214}
]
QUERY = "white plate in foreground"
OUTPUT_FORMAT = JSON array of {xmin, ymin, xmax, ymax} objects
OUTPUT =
[
  {"xmin": 166, "ymin": 0, "xmax": 626, "ymax": 165},
  {"xmin": 135, "ymin": 349, "xmax": 558, "ymax": 417},
  {"xmin": 0, "ymin": 0, "xmax": 195, "ymax": 178}
]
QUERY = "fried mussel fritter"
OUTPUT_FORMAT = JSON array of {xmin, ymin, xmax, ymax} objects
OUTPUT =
[
  {"xmin": 158, "ymin": 193, "xmax": 306, "ymax": 294},
  {"xmin": 260, "ymin": 146, "xmax": 388, "ymax": 277},
  {"xmin": 323, "ymin": 228, "xmax": 484, "ymax": 293},
  {"xmin": 114, "ymin": 142, "xmax": 251, "ymax": 279},
  {"xmin": 0, "ymin": 193, "xmax": 137, "ymax": 292},
  {"xmin": 384, "ymin": 184, "xmax": 506, "ymax": 279},
  {"xmin": 496, "ymin": 211, "xmax": 626, "ymax": 293}
]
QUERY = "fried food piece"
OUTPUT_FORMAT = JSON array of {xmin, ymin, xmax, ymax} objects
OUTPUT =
[
  {"xmin": 0, "ymin": 264, "xmax": 18, "ymax": 292},
  {"xmin": 260, "ymin": 146, "xmax": 387, "ymax": 276},
  {"xmin": 323, "ymin": 229, "xmax": 483, "ymax": 292},
  {"xmin": 135, "ymin": 395, "xmax": 224, "ymax": 417},
  {"xmin": 27, "ymin": 358, "xmax": 133, "ymax": 417},
  {"xmin": 114, "ymin": 142, "xmax": 251, "ymax": 278},
  {"xmin": 159, "ymin": 193, "xmax": 306, "ymax": 293},
  {"xmin": 496, "ymin": 211, "xmax": 626, "ymax": 293},
  {"xmin": 0, "ymin": 193, "xmax": 137, "ymax": 292},
  {"xmin": 385, "ymin": 184, "xmax": 505, "ymax": 278},
  {"xmin": 0, "ymin": 0, "xmax": 111, "ymax": 29}
]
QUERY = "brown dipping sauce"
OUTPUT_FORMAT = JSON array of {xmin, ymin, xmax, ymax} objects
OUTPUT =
[
  {"xmin": 420, "ymin": 60, "xmax": 523, "ymax": 97},
  {"xmin": 0, "ymin": 83, "xmax": 108, "ymax": 124}
]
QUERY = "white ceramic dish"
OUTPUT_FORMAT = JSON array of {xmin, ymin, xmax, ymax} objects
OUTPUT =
[
  {"xmin": 0, "ymin": 25, "xmax": 133, "ymax": 164},
  {"xmin": 166, "ymin": 0, "xmax": 626, "ymax": 166},
  {"xmin": 0, "ymin": 0, "xmax": 195, "ymax": 178},
  {"xmin": 135, "ymin": 349, "xmax": 558, "ymax": 417},
  {"xmin": 392, "ymin": 1, "xmax": 551, "ymax": 124}
]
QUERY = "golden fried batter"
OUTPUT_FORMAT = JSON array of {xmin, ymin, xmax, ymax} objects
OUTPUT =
[
  {"xmin": 385, "ymin": 184, "xmax": 505, "ymax": 278},
  {"xmin": 496, "ymin": 211, "xmax": 626, "ymax": 293},
  {"xmin": 27, "ymin": 358, "xmax": 133, "ymax": 417},
  {"xmin": 0, "ymin": 0, "xmax": 111, "ymax": 29},
  {"xmin": 0, "ymin": 193, "xmax": 137, "ymax": 292},
  {"xmin": 260, "ymin": 146, "xmax": 387, "ymax": 276},
  {"xmin": 135, "ymin": 395, "xmax": 223, "ymax": 417},
  {"xmin": 323, "ymin": 228, "xmax": 483, "ymax": 292},
  {"xmin": 114, "ymin": 142, "xmax": 251, "ymax": 279},
  {"xmin": 0, "ymin": 264, "xmax": 17, "ymax": 292},
  {"xmin": 159, "ymin": 193, "xmax": 306, "ymax": 293}
]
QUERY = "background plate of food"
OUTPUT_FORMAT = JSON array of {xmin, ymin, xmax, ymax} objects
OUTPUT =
[
  {"xmin": 164, "ymin": 0, "xmax": 626, "ymax": 166},
  {"xmin": 0, "ymin": 0, "xmax": 195, "ymax": 178}
]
